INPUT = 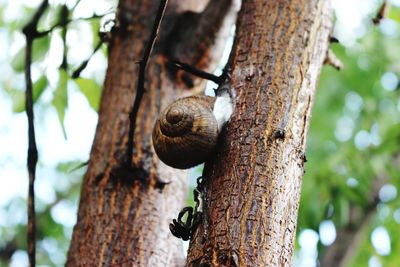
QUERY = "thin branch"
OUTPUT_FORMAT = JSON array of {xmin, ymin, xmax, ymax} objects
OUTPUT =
[
  {"xmin": 37, "ymin": 13, "xmax": 108, "ymax": 37},
  {"xmin": 72, "ymin": 40, "xmax": 103, "ymax": 78},
  {"xmin": 22, "ymin": 1, "xmax": 49, "ymax": 266},
  {"xmin": 0, "ymin": 240, "xmax": 17, "ymax": 261},
  {"xmin": 319, "ymin": 178, "xmax": 385, "ymax": 267},
  {"xmin": 72, "ymin": 0, "xmax": 82, "ymax": 11},
  {"xmin": 373, "ymin": 0, "xmax": 389, "ymax": 25},
  {"xmin": 324, "ymin": 49, "xmax": 343, "ymax": 70},
  {"xmin": 168, "ymin": 60, "xmax": 222, "ymax": 84},
  {"xmin": 329, "ymin": 36, "xmax": 339, "ymax": 43},
  {"xmin": 23, "ymin": 1, "xmax": 49, "ymax": 35},
  {"xmin": 60, "ymin": 5, "xmax": 69, "ymax": 70},
  {"xmin": 126, "ymin": 0, "xmax": 168, "ymax": 167}
]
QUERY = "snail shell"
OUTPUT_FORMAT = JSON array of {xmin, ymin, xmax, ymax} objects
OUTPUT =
[{"xmin": 152, "ymin": 95, "xmax": 219, "ymax": 169}]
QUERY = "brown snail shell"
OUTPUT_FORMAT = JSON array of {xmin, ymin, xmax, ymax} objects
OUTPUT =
[{"xmin": 152, "ymin": 95, "xmax": 219, "ymax": 169}]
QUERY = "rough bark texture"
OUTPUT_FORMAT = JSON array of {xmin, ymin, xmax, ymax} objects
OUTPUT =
[
  {"xmin": 66, "ymin": 0, "xmax": 237, "ymax": 266},
  {"xmin": 187, "ymin": 0, "xmax": 333, "ymax": 266}
]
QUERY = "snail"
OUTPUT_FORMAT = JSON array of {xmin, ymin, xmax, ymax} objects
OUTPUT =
[{"xmin": 152, "ymin": 84, "xmax": 233, "ymax": 169}]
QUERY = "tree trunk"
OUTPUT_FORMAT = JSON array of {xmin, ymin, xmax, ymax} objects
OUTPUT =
[
  {"xmin": 66, "ymin": 0, "xmax": 237, "ymax": 266},
  {"xmin": 186, "ymin": 0, "xmax": 333, "ymax": 266}
]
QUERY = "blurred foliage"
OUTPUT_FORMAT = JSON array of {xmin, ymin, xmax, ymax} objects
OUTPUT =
[
  {"xmin": 300, "ymin": 3, "xmax": 400, "ymax": 266},
  {"xmin": 11, "ymin": 35, "xmax": 51, "ymax": 72},
  {"xmin": 0, "ymin": 0, "xmax": 399, "ymax": 266},
  {"xmin": 53, "ymin": 69, "xmax": 69, "ymax": 137},
  {"xmin": 5, "ymin": 75, "xmax": 48, "ymax": 113},
  {"xmin": 75, "ymin": 77, "xmax": 102, "ymax": 111},
  {"xmin": 0, "ymin": 0, "xmax": 113, "ymax": 266}
]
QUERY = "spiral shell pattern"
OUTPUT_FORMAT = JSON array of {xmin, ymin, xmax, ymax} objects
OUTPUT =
[{"xmin": 152, "ymin": 95, "xmax": 219, "ymax": 169}]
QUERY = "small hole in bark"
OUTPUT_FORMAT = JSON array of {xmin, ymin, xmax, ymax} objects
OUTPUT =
[
  {"xmin": 155, "ymin": 179, "xmax": 170, "ymax": 192},
  {"xmin": 272, "ymin": 129, "xmax": 286, "ymax": 140}
]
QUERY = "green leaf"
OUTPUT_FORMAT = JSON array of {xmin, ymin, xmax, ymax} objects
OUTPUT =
[
  {"xmin": 90, "ymin": 19, "xmax": 101, "ymax": 49},
  {"xmin": 75, "ymin": 78, "xmax": 101, "ymax": 111},
  {"xmin": 33, "ymin": 76, "xmax": 48, "ymax": 101},
  {"xmin": 0, "ymin": 10, "xmax": 3, "ymax": 28},
  {"xmin": 11, "ymin": 49, "xmax": 26, "ymax": 72},
  {"xmin": 52, "ymin": 70, "xmax": 68, "ymax": 138},
  {"xmin": 39, "ymin": 4, "xmax": 65, "ymax": 31},
  {"xmin": 388, "ymin": 6, "xmax": 400, "ymax": 24},
  {"xmin": 11, "ymin": 35, "xmax": 51, "ymax": 72},
  {"xmin": 5, "ymin": 76, "xmax": 48, "ymax": 113},
  {"xmin": 9, "ymin": 90, "xmax": 25, "ymax": 113}
]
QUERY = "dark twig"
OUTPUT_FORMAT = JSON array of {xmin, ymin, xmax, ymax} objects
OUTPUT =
[
  {"xmin": 329, "ymin": 36, "xmax": 339, "ymax": 43},
  {"xmin": 72, "ymin": 0, "xmax": 82, "ymax": 11},
  {"xmin": 0, "ymin": 240, "xmax": 17, "ymax": 261},
  {"xmin": 60, "ymin": 5, "xmax": 69, "ymax": 70},
  {"xmin": 126, "ymin": 0, "xmax": 168, "ymax": 167},
  {"xmin": 37, "ymin": 13, "xmax": 108, "ymax": 37},
  {"xmin": 22, "ymin": 1, "xmax": 49, "ymax": 266},
  {"xmin": 373, "ymin": 0, "xmax": 389, "ymax": 25},
  {"xmin": 72, "ymin": 40, "xmax": 103, "ymax": 78},
  {"xmin": 168, "ymin": 60, "xmax": 231, "ymax": 86},
  {"xmin": 169, "ymin": 60, "xmax": 222, "ymax": 84},
  {"xmin": 68, "ymin": 160, "xmax": 89, "ymax": 173},
  {"xmin": 324, "ymin": 49, "xmax": 343, "ymax": 70}
]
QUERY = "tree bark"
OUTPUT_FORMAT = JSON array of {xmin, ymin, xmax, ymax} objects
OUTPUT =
[
  {"xmin": 66, "ymin": 0, "xmax": 237, "ymax": 266},
  {"xmin": 187, "ymin": 0, "xmax": 333, "ymax": 266}
]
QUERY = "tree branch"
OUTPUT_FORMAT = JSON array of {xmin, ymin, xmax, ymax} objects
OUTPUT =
[
  {"xmin": 37, "ymin": 13, "xmax": 109, "ymax": 37},
  {"xmin": 372, "ymin": 0, "xmax": 389, "ymax": 25},
  {"xmin": 0, "ymin": 240, "xmax": 17, "ymax": 262},
  {"xmin": 319, "ymin": 178, "xmax": 386, "ymax": 267},
  {"xmin": 72, "ymin": 40, "xmax": 103, "ymax": 78},
  {"xmin": 59, "ymin": 5, "xmax": 69, "ymax": 70},
  {"xmin": 22, "ymin": 1, "xmax": 49, "ymax": 266},
  {"xmin": 168, "ymin": 60, "xmax": 222, "ymax": 84},
  {"xmin": 126, "ymin": 0, "xmax": 168, "ymax": 167},
  {"xmin": 324, "ymin": 49, "xmax": 343, "ymax": 70},
  {"xmin": 163, "ymin": 0, "xmax": 236, "ymax": 87}
]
